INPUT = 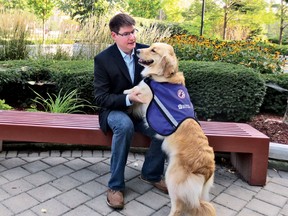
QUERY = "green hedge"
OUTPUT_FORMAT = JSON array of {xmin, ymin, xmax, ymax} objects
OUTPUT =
[
  {"xmin": 179, "ymin": 61, "xmax": 266, "ymax": 122},
  {"xmin": 0, "ymin": 60, "xmax": 94, "ymax": 108},
  {"xmin": 41, "ymin": 60, "xmax": 94, "ymax": 102},
  {"xmin": 260, "ymin": 73, "xmax": 288, "ymax": 114},
  {"xmin": 1, "ymin": 60, "xmax": 285, "ymax": 122}
]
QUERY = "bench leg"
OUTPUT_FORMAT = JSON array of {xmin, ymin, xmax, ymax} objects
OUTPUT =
[
  {"xmin": 0, "ymin": 140, "xmax": 2, "ymax": 152},
  {"xmin": 231, "ymin": 152, "xmax": 268, "ymax": 186}
]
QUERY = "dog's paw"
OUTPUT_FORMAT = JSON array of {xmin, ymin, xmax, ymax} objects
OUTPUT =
[
  {"xmin": 155, "ymin": 134, "xmax": 165, "ymax": 140},
  {"xmin": 123, "ymin": 89, "xmax": 131, "ymax": 94},
  {"xmin": 123, "ymin": 86, "xmax": 140, "ymax": 95}
]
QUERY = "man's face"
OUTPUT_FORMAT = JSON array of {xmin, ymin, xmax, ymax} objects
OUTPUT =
[{"xmin": 111, "ymin": 25, "xmax": 137, "ymax": 54}]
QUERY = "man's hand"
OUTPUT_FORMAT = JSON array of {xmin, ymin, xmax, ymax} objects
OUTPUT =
[
  {"xmin": 129, "ymin": 91, "xmax": 145, "ymax": 103},
  {"xmin": 124, "ymin": 86, "xmax": 145, "ymax": 104}
]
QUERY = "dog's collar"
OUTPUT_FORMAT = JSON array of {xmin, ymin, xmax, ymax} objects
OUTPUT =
[{"xmin": 144, "ymin": 76, "xmax": 152, "ymax": 84}]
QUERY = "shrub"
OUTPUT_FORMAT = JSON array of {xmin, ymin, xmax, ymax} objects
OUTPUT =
[
  {"xmin": 0, "ymin": 60, "xmax": 94, "ymax": 109},
  {"xmin": 0, "ymin": 60, "xmax": 56, "ymax": 107},
  {"xmin": 163, "ymin": 35, "xmax": 283, "ymax": 74},
  {"xmin": 46, "ymin": 60, "xmax": 94, "ymax": 102},
  {"xmin": 0, "ymin": 60, "xmax": 268, "ymax": 121},
  {"xmin": 179, "ymin": 61, "xmax": 266, "ymax": 122},
  {"xmin": 0, "ymin": 99, "xmax": 12, "ymax": 110},
  {"xmin": 260, "ymin": 73, "xmax": 288, "ymax": 114}
]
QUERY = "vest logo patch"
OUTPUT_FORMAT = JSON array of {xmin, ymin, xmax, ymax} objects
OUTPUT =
[{"xmin": 177, "ymin": 89, "xmax": 185, "ymax": 99}]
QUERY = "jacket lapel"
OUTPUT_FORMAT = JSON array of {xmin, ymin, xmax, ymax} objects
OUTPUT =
[
  {"xmin": 110, "ymin": 44, "xmax": 132, "ymax": 83},
  {"xmin": 110, "ymin": 43, "xmax": 145, "ymax": 85},
  {"xmin": 134, "ymin": 45, "xmax": 146, "ymax": 84}
]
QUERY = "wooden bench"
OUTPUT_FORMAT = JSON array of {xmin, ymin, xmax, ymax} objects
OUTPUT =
[{"xmin": 0, "ymin": 110, "xmax": 270, "ymax": 186}]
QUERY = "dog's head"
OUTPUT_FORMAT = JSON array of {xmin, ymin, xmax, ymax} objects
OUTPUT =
[{"xmin": 136, "ymin": 43, "xmax": 179, "ymax": 79}]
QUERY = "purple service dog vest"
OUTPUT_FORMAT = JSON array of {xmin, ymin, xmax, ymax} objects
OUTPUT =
[{"xmin": 145, "ymin": 78, "xmax": 197, "ymax": 136}]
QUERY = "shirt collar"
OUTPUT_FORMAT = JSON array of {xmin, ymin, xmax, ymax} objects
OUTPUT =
[{"xmin": 117, "ymin": 46, "xmax": 134, "ymax": 59}]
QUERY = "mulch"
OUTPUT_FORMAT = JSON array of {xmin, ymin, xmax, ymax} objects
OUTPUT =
[{"xmin": 248, "ymin": 113, "xmax": 288, "ymax": 145}]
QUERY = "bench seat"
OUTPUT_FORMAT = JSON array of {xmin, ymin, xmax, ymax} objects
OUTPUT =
[{"xmin": 0, "ymin": 110, "xmax": 270, "ymax": 186}]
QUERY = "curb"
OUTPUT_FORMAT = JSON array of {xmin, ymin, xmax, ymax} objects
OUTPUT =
[{"xmin": 269, "ymin": 142, "xmax": 288, "ymax": 161}]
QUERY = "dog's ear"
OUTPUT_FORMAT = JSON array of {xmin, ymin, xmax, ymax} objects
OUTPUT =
[{"xmin": 161, "ymin": 54, "xmax": 178, "ymax": 78}]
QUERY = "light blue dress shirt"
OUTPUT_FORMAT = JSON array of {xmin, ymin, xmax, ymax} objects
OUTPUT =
[
  {"xmin": 118, "ymin": 47, "xmax": 135, "ymax": 106},
  {"xmin": 119, "ymin": 48, "xmax": 135, "ymax": 83}
]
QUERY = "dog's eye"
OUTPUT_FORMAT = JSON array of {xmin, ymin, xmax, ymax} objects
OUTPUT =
[{"xmin": 151, "ymin": 49, "xmax": 156, "ymax": 53}]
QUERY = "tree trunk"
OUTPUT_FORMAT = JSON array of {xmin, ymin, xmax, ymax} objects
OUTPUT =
[
  {"xmin": 200, "ymin": 0, "xmax": 205, "ymax": 36},
  {"xmin": 279, "ymin": 26, "xmax": 284, "ymax": 45},
  {"xmin": 279, "ymin": 0, "xmax": 284, "ymax": 45},
  {"xmin": 42, "ymin": 19, "xmax": 46, "ymax": 45},
  {"xmin": 284, "ymin": 98, "xmax": 288, "ymax": 125},
  {"xmin": 223, "ymin": 6, "xmax": 228, "ymax": 40}
]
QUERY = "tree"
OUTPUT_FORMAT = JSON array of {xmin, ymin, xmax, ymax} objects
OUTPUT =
[
  {"xmin": 183, "ymin": 0, "xmax": 272, "ymax": 39},
  {"xmin": 234, "ymin": 0, "xmax": 272, "ymax": 39},
  {"xmin": 27, "ymin": 0, "xmax": 55, "ymax": 44},
  {"xmin": 221, "ymin": 0, "xmax": 244, "ymax": 39},
  {"xmin": 188, "ymin": 0, "xmax": 221, "ymax": 36},
  {"xmin": 215, "ymin": 0, "xmax": 269, "ymax": 40},
  {"xmin": 161, "ymin": 0, "xmax": 191, "ymax": 21},
  {"xmin": 128, "ymin": 0, "xmax": 161, "ymax": 19},
  {"xmin": 183, "ymin": 0, "xmax": 222, "ymax": 37},
  {"xmin": 56, "ymin": 0, "xmax": 109, "ymax": 23},
  {"xmin": 274, "ymin": 0, "xmax": 288, "ymax": 44},
  {"xmin": 0, "ymin": 0, "xmax": 28, "ymax": 10}
]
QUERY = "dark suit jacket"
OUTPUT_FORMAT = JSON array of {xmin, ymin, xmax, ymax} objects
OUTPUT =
[{"xmin": 94, "ymin": 43, "xmax": 148, "ymax": 133}]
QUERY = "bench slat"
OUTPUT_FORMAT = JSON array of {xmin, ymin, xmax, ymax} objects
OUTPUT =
[
  {"xmin": 200, "ymin": 121, "xmax": 266, "ymax": 137},
  {"xmin": 0, "ymin": 110, "xmax": 99, "ymax": 128}
]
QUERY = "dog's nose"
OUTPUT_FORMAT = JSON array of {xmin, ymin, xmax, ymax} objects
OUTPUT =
[{"xmin": 136, "ymin": 49, "xmax": 140, "ymax": 55}]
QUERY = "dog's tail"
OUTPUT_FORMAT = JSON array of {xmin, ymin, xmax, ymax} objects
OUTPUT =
[{"xmin": 190, "ymin": 200, "xmax": 216, "ymax": 216}]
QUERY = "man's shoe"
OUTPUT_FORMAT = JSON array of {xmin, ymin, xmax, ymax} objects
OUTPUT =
[
  {"xmin": 106, "ymin": 189, "xmax": 124, "ymax": 209},
  {"xmin": 140, "ymin": 176, "xmax": 169, "ymax": 194}
]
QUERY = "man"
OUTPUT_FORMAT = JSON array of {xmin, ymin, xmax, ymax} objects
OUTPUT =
[{"xmin": 93, "ymin": 13, "xmax": 167, "ymax": 209}]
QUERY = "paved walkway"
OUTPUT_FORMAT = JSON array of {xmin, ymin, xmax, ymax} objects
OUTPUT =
[{"xmin": 0, "ymin": 149, "xmax": 287, "ymax": 216}]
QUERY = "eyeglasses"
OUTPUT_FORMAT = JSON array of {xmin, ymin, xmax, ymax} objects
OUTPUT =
[{"xmin": 116, "ymin": 29, "xmax": 138, "ymax": 37}]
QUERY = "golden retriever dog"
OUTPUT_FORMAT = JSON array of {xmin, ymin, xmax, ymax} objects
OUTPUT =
[{"xmin": 124, "ymin": 43, "xmax": 216, "ymax": 216}]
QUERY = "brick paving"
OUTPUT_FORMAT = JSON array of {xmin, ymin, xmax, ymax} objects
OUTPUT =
[{"xmin": 0, "ymin": 150, "xmax": 287, "ymax": 216}]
